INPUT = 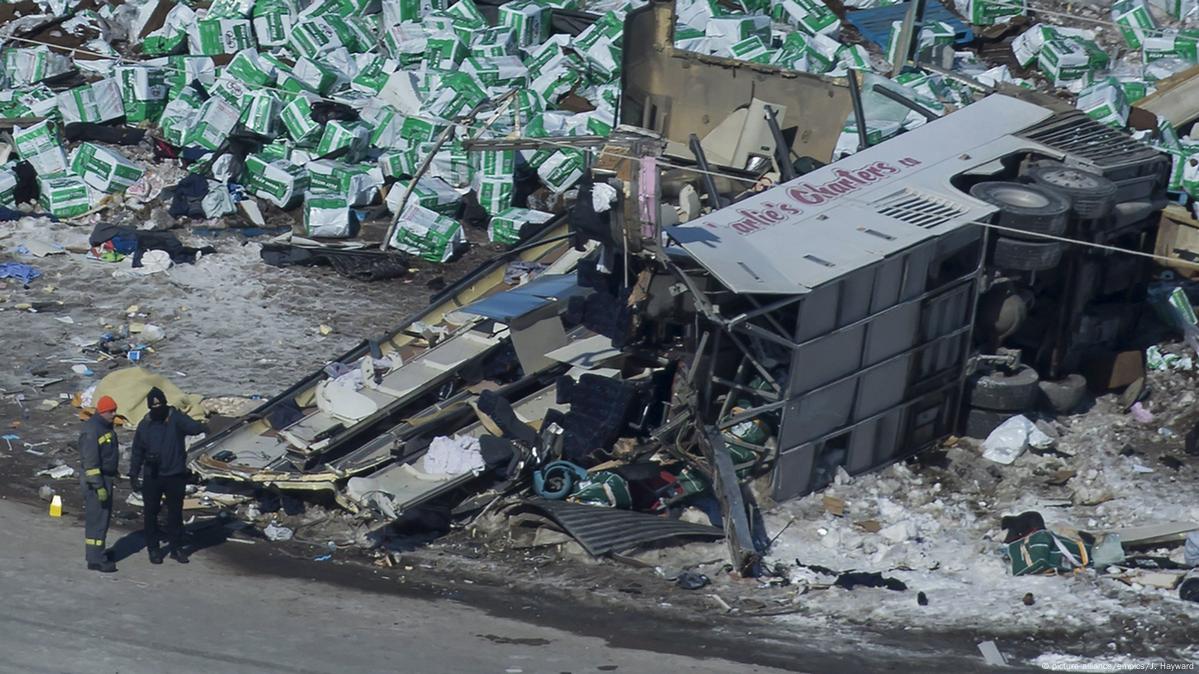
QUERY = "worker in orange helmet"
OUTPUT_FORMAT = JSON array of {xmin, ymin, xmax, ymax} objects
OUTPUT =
[{"xmin": 80, "ymin": 395, "xmax": 120, "ymax": 572}]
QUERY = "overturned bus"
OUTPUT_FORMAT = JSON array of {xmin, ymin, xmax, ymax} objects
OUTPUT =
[{"xmin": 189, "ymin": 93, "xmax": 1168, "ymax": 569}]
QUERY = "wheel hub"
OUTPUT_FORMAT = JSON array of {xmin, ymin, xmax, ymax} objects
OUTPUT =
[
  {"xmin": 1041, "ymin": 168, "xmax": 1099, "ymax": 190},
  {"xmin": 990, "ymin": 185, "xmax": 1051, "ymax": 208}
]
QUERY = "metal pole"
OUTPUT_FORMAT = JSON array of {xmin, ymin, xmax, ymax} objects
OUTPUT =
[
  {"xmin": 873, "ymin": 85, "xmax": 940, "ymax": 122},
  {"xmin": 763, "ymin": 106, "xmax": 796, "ymax": 182},
  {"xmin": 687, "ymin": 133, "xmax": 726, "ymax": 210},
  {"xmin": 379, "ymin": 95, "xmax": 512, "ymax": 252},
  {"xmin": 846, "ymin": 72, "xmax": 870, "ymax": 152},
  {"xmin": 378, "ymin": 123, "xmax": 459, "ymax": 252}
]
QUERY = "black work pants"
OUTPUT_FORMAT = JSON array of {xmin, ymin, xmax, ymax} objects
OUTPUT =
[{"xmin": 143, "ymin": 473, "xmax": 186, "ymax": 553}]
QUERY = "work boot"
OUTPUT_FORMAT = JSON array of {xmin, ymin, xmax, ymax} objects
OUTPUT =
[
  {"xmin": 148, "ymin": 549, "xmax": 164, "ymax": 565},
  {"xmin": 87, "ymin": 560, "xmax": 117, "ymax": 573},
  {"xmin": 169, "ymin": 549, "xmax": 189, "ymax": 564}
]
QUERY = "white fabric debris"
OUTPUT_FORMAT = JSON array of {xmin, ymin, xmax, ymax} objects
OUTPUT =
[
  {"xmin": 592, "ymin": 182, "xmax": 618, "ymax": 213},
  {"xmin": 981, "ymin": 415, "xmax": 1051, "ymax": 464},
  {"xmin": 422, "ymin": 435, "xmax": 485, "ymax": 476}
]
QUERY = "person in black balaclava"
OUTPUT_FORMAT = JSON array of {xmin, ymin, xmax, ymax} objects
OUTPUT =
[{"xmin": 130, "ymin": 387, "xmax": 208, "ymax": 564}]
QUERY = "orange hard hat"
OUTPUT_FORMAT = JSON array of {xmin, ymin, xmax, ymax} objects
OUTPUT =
[{"xmin": 96, "ymin": 396, "xmax": 118, "ymax": 414}]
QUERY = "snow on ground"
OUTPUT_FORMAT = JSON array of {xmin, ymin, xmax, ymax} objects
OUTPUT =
[
  {"xmin": 744, "ymin": 353, "xmax": 1199, "ymax": 661},
  {"xmin": 0, "ymin": 215, "xmax": 426, "ymax": 399}
]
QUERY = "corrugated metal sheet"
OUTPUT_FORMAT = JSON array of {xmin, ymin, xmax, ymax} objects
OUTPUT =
[{"xmin": 518, "ymin": 499, "xmax": 724, "ymax": 556}]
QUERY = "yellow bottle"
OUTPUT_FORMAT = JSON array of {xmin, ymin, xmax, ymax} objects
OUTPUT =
[{"xmin": 49, "ymin": 495, "xmax": 62, "ymax": 518}]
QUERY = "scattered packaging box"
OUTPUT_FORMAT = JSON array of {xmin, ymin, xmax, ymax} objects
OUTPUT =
[
  {"xmin": 38, "ymin": 175, "xmax": 91, "ymax": 218},
  {"xmin": 887, "ymin": 21, "xmax": 954, "ymax": 66},
  {"xmin": 536, "ymin": 149, "xmax": 584, "ymax": 193},
  {"xmin": 1076, "ymin": 78, "xmax": 1130, "ymax": 128},
  {"xmin": 115, "ymin": 65, "xmax": 168, "ymax": 123},
  {"xmin": 1143, "ymin": 30, "xmax": 1199, "ymax": 62},
  {"xmin": 488, "ymin": 206, "xmax": 554, "ymax": 245},
  {"xmin": 307, "ymin": 160, "xmax": 382, "ymax": 205},
  {"xmin": 316, "ymin": 120, "xmax": 372, "ymax": 161},
  {"xmin": 243, "ymin": 90, "xmax": 282, "ymax": 136},
  {"xmin": 185, "ymin": 97, "xmax": 241, "ymax": 150},
  {"xmin": 243, "ymin": 154, "xmax": 309, "ymax": 208},
  {"xmin": 386, "ymin": 176, "xmax": 461, "ymax": 215},
  {"xmin": 254, "ymin": 1, "xmax": 295, "ymax": 47},
  {"xmin": 1113, "ymin": 0, "xmax": 1157, "ymax": 49},
  {"xmin": 57, "ymin": 78, "xmax": 124, "ymax": 124},
  {"xmin": 390, "ymin": 202, "xmax": 466, "ymax": 262},
  {"xmin": 473, "ymin": 175, "xmax": 514, "ymax": 215},
  {"xmin": 774, "ymin": 0, "xmax": 840, "ymax": 36},
  {"xmin": 304, "ymin": 191, "xmax": 355, "ymax": 238},
  {"xmin": 190, "ymin": 18, "xmax": 256, "ymax": 55},
  {"xmin": 707, "ymin": 15, "xmax": 772, "ymax": 42},
  {"xmin": 729, "ymin": 36, "xmax": 773, "ymax": 63},
  {"xmin": 13, "ymin": 121, "xmax": 69, "ymax": 177},
  {"xmin": 0, "ymin": 167, "xmax": 17, "ymax": 207},
  {"xmin": 69, "ymin": 143, "xmax": 144, "ymax": 193},
  {"xmin": 280, "ymin": 94, "xmax": 322, "ymax": 143},
  {"xmin": 499, "ymin": 0, "xmax": 550, "ymax": 47},
  {"xmin": 1038, "ymin": 39, "xmax": 1093, "ymax": 90},
  {"xmin": 956, "ymin": 0, "xmax": 1024, "ymax": 25}
]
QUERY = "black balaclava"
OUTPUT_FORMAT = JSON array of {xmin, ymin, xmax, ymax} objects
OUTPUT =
[{"xmin": 147, "ymin": 387, "xmax": 169, "ymax": 422}]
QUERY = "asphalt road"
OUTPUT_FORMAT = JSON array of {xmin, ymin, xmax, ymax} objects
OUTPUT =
[{"xmin": 0, "ymin": 497, "xmax": 799, "ymax": 674}]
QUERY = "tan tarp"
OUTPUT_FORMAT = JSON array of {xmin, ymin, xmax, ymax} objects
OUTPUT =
[{"xmin": 93, "ymin": 367, "xmax": 205, "ymax": 425}]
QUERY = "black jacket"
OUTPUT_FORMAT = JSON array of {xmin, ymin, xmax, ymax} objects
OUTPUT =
[
  {"xmin": 130, "ymin": 408, "xmax": 207, "ymax": 478},
  {"xmin": 79, "ymin": 414, "xmax": 118, "ymax": 483}
]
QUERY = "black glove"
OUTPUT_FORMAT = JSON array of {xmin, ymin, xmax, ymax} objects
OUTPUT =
[{"xmin": 130, "ymin": 475, "xmax": 141, "ymax": 492}]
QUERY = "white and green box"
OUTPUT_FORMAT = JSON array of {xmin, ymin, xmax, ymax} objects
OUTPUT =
[
  {"xmin": 38, "ymin": 175, "xmax": 90, "ymax": 218},
  {"xmin": 1010, "ymin": 23, "xmax": 1057, "ymax": 67},
  {"xmin": 382, "ymin": 23, "xmax": 428, "ymax": 64},
  {"xmin": 488, "ymin": 206, "xmax": 553, "ymax": 245},
  {"xmin": 288, "ymin": 17, "xmax": 343, "ymax": 59},
  {"xmin": 422, "ymin": 72, "xmax": 487, "ymax": 119},
  {"xmin": 471, "ymin": 175, "xmax": 512, "ymax": 214},
  {"xmin": 706, "ymin": 15, "xmax": 771, "ymax": 42},
  {"xmin": 242, "ymin": 90, "xmax": 282, "ymax": 135},
  {"xmin": 1113, "ymin": 0, "xmax": 1156, "ymax": 49},
  {"xmin": 316, "ymin": 120, "xmax": 372, "ymax": 160},
  {"xmin": 244, "ymin": 154, "xmax": 308, "ymax": 207},
  {"xmin": 307, "ymin": 159, "xmax": 381, "ymax": 205},
  {"xmin": 1038, "ymin": 39, "xmax": 1092, "ymax": 88},
  {"xmin": 955, "ymin": 0, "xmax": 1024, "ymax": 26},
  {"xmin": 56, "ymin": 78, "xmax": 123, "ymax": 125},
  {"xmin": 425, "ymin": 31, "xmax": 468, "ymax": 70},
  {"xmin": 1076, "ymin": 79, "xmax": 1130, "ymax": 128},
  {"xmin": 280, "ymin": 94, "xmax": 322, "ymax": 143},
  {"xmin": 499, "ymin": 0, "xmax": 550, "ymax": 47},
  {"xmin": 390, "ymin": 202, "xmax": 465, "ymax": 262},
  {"xmin": 253, "ymin": 0, "xmax": 295, "ymax": 47},
  {"xmin": 0, "ymin": 167, "xmax": 17, "ymax": 207},
  {"xmin": 378, "ymin": 144, "xmax": 418, "ymax": 178},
  {"xmin": 462, "ymin": 56, "xmax": 529, "ymax": 89},
  {"xmin": 115, "ymin": 65, "xmax": 168, "ymax": 123},
  {"xmin": 536, "ymin": 149, "xmax": 584, "ymax": 193},
  {"xmin": 1143, "ymin": 30, "xmax": 1199, "ymax": 62},
  {"xmin": 293, "ymin": 57, "xmax": 346, "ymax": 94},
  {"xmin": 775, "ymin": 0, "xmax": 840, "ymax": 37},
  {"xmin": 158, "ymin": 88, "xmax": 204, "ymax": 146},
  {"xmin": 304, "ymin": 191, "xmax": 355, "ymax": 237},
  {"xmin": 69, "ymin": 143, "xmax": 144, "ymax": 193},
  {"xmin": 189, "ymin": 18, "xmax": 256, "ymax": 55},
  {"xmin": 14, "ymin": 120, "xmax": 69, "ymax": 177},
  {"xmin": 381, "ymin": 0, "xmax": 444, "ymax": 25},
  {"xmin": 185, "ymin": 97, "xmax": 241, "ymax": 150},
  {"xmin": 386, "ymin": 175, "xmax": 461, "ymax": 214},
  {"xmin": 729, "ymin": 36, "xmax": 772, "ymax": 63}
]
